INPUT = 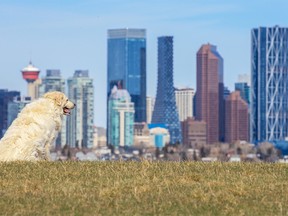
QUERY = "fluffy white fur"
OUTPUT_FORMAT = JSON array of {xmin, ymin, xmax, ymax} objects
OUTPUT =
[{"xmin": 0, "ymin": 91, "xmax": 75, "ymax": 161}]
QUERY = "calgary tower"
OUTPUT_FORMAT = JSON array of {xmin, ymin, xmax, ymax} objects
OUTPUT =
[{"xmin": 21, "ymin": 61, "xmax": 40, "ymax": 100}]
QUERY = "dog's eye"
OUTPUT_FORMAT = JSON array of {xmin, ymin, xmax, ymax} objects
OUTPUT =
[{"xmin": 66, "ymin": 99, "xmax": 68, "ymax": 102}]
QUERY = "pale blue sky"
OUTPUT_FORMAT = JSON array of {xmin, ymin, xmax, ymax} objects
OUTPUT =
[{"xmin": 0, "ymin": 0, "xmax": 287, "ymax": 127}]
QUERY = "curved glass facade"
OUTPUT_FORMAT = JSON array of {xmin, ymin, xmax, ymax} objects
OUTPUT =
[{"xmin": 152, "ymin": 36, "xmax": 182, "ymax": 144}]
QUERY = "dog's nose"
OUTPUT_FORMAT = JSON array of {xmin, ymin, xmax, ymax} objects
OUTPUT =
[{"xmin": 74, "ymin": 103, "xmax": 76, "ymax": 107}]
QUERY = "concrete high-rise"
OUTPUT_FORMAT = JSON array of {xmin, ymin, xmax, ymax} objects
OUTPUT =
[
  {"xmin": 67, "ymin": 70, "xmax": 94, "ymax": 148},
  {"xmin": 107, "ymin": 28, "xmax": 146, "ymax": 123},
  {"xmin": 225, "ymin": 91, "xmax": 249, "ymax": 143},
  {"xmin": 251, "ymin": 26, "xmax": 288, "ymax": 143},
  {"xmin": 152, "ymin": 36, "xmax": 182, "ymax": 144},
  {"xmin": 107, "ymin": 86, "xmax": 134, "ymax": 148},
  {"xmin": 175, "ymin": 87, "xmax": 195, "ymax": 122},
  {"xmin": 38, "ymin": 70, "xmax": 66, "ymax": 149},
  {"xmin": 196, "ymin": 44, "xmax": 224, "ymax": 144}
]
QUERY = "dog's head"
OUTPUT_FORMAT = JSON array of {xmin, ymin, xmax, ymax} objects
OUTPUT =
[{"xmin": 43, "ymin": 91, "xmax": 75, "ymax": 115}]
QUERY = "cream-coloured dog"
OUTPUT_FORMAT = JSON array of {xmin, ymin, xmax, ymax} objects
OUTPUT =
[{"xmin": 0, "ymin": 91, "xmax": 75, "ymax": 161}]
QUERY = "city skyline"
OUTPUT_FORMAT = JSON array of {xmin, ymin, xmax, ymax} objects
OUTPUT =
[{"xmin": 0, "ymin": 0, "xmax": 287, "ymax": 127}]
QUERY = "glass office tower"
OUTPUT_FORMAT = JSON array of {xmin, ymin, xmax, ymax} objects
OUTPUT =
[
  {"xmin": 67, "ymin": 70, "xmax": 94, "ymax": 148},
  {"xmin": 107, "ymin": 28, "xmax": 146, "ymax": 123},
  {"xmin": 108, "ymin": 86, "xmax": 134, "ymax": 148},
  {"xmin": 251, "ymin": 26, "xmax": 288, "ymax": 143},
  {"xmin": 152, "ymin": 36, "xmax": 182, "ymax": 144}
]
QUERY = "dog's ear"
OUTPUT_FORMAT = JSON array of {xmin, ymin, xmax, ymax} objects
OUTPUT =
[
  {"xmin": 55, "ymin": 94, "xmax": 64, "ymax": 106},
  {"xmin": 43, "ymin": 92, "xmax": 64, "ymax": 106}
]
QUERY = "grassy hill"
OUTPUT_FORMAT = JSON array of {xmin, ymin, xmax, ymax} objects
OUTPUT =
[{"xmin": 0, "ymin": 161, "xmax": 288, "ymax": 215}]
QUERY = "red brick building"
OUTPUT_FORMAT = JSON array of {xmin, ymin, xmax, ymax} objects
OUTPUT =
[
  {"xmin": 181, "ymin": 117, "xmax": 207, "ymax": 148},
  {"xmin": 225, "ymin": 91, "xmax": 249, "ymax": 143},
  {"xmin": 196, "ymin": 44, "xmax": 224, "ymax": 144}
]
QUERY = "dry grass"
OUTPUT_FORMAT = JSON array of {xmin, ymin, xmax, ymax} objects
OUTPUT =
[{"xmin": 0, "ymin": 161, "xmax": 288, "ymax": 215}]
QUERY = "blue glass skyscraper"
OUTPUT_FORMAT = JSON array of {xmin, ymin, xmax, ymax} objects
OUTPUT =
[
  {"xmin": 152, "ymin": 36, "xmax": 182, "ymax": 144},
  {"xmin": 107, "ymin": 29, "xmax": 146, "ymax": 123},
  {"xmin": 67, "ymin": 70, "xmax": 94, "ymax": 148},
  {"xmin": 251, "ymin": 26, "xmax": 288, "ymax": 143}
]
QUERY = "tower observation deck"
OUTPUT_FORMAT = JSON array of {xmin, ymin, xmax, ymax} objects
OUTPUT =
[
  {"xmin": 21, "ymin": 61, "xmax": 41, "ymax": 100},
  {"xmin": 21, "ymin": 61, "xmax": 40, "ymax": 83}
]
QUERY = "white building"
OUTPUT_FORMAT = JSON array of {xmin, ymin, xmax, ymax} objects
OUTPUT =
[
  {"xmin": 146, "ymin": 96, "xmax": 155, "ymax": 124},
  {"xmin": 175, "ymin": 87, "xmax": 195, "ymax": 122}
]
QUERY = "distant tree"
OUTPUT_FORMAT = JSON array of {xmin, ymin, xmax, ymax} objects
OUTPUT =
[
  {"xmin": 156, "ymin": 147, "xmax": 161, "ymax": 159},
  {"xmin": 236, "ymin": 147, "xmax": 242, "ymax": 155},
  {"xmin": 180, "ymin": 151, "xmax": 188, "ymax": 161},
  {"xmin": 193, "ymin": 150, "xmax": 198, "ymax": 161},
  {"xmin": 200, "ymin": 145, "xmax": 210, "ymax": 158},
  {"xmin": 61, "ymin": 144, "xmax": 69, "ymax": 156},
  {"xmin": 67, "ymin": 148, "xmax": 72, "ymax": 160},
  {"xmin": 257, "ymin": 142, "xmax": 278, "ymax": 162}
]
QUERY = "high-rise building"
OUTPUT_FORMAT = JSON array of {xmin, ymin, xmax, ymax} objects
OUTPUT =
[
  {"xmin": 175, "ymin": 87, "xmax": 195, "ymax": 122},
  {"xmin": 21, "ymin": 61, "xmax": 41, "ymax": 100},
  {"xmin": 196, "ymin": 44, "xmax": 224, "ymax": 144},
  {"xmin": 235, "ymin": 82, "xmax": 250, "ymax": 104},
  {"xmin": 0, "ymin": 90, "xmax": 20, "ymax": 138},
  {"xmin": 225, "ymin": 91, "xmax": 249, "ymax": 143},
  {"xmin": 38, "ymin": 70, "xmax": 66, "ymax": 149},
  {"xmin": 251, "ymin": 26, "xmax": 288, "ymax": 143},
  {"xmin": 152, "ymin": 36, "xmax": 182, "ymax": 144},
  {"xmin": 67, "ymin": 70, "xmax": 94, "ymax": 148},
  {"xmin": 146, "ymin": 96, "xmax": 155, "ymax": 124},
  {"xmin": 108, "ymin": 86, "xmax": 134, "ymax": 148},
  {"xmin": 38, "ymin": 70, "xmax": 65, "ymax": 95},
  {"xmin": 107, "ymin": 28, "xmax": 146, "ymax": 123}
]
